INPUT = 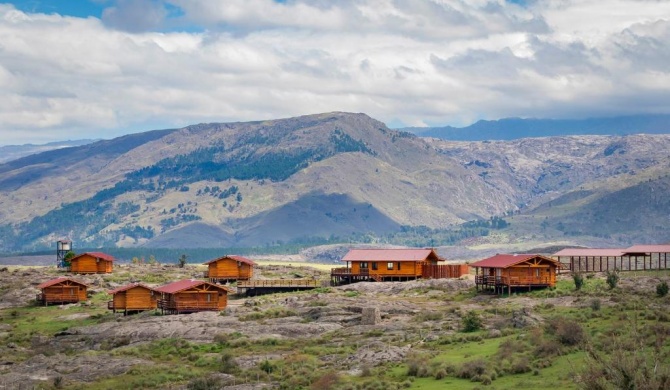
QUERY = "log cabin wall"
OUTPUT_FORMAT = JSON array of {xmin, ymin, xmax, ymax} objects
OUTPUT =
[
  {"xmin": 239, "ymin": 263, "xmax": 253, "ymax": 279},
  {"xmin": 351, "ymin": 261, "xmax": 423, "ymax": 277},
  {"xmin": 43, "ymin": 284, "xmax": 87, "ymax": 301},
  {"xmin": 209, "ymin": 259, "xmax": 241, "ymax": 279},
  {"xmin": 70, "ymin": 255, "xmax": 98, "ymax": 273},
  {"xmin": 115, "ymin": 286, "xmax": 156, "ymax": 310},
  {"xmin": 96, "ymin": 260, "xmax": 113, "ymax": 273}
]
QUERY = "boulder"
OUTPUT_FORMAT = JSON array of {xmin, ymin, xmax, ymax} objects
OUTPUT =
[{"xmin": 361, "ymin": 307, "xmax": 381, "ymax": 325}]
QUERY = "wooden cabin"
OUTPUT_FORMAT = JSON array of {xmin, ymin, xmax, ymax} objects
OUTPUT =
[
  {"xmin": 108, "ymin": 283, "xmax": 158, "ymax": 315},
  {"xmin": 203, "ymin": 255, "xmax": 256, "ymax": 282},
  {"xmin": 68, "ymin": 252, "xmax": 114, "ymax": 274},
  {"xmin": 36, "ymin": 277, "xmax": 88, "ymax": 305},
  {"xmin": 156, "ymin": 279, "xmax": 230, "ymax": 314},
  {"xmin": 471, "ymin": 254, "xmax": 560, "ymax": 294},
  {"xmin": 331, "ymin": 248, "xmax": 446, "ymax": 284}
]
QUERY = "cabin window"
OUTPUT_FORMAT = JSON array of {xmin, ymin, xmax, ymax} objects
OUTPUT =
[
  {"xmin": 387, "ymin": 262, "xmax": 394, "ymax": 270},
  {"xmin": 397, "ymin": 262, "xmax": 401, "ymax": 270},
  {"xmin": 360, "ymin": 262, "xmax": 368, "ymax": 269},
  {"xmin": 371, "ymin": 262, "xmax": 378, "ymax": 270},
  {"xmin": 535, "ymin": 269, "xmax": 540, "ymax": 277},
  {"xmin": 206, "ymin": 294, "xmax": 211, "ymax": 302}
]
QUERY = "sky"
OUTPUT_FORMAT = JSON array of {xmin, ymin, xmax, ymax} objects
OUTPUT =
[{"xmin": 0, "ymin": 0, "xmax": 669, "ymax": 145}]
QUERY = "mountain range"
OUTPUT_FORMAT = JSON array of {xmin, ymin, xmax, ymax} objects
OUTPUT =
[
  {"xmin": 0, "ymin": 112, "xmax": 669, "ymax": 253},
  {"xmin": 403, "ymin": 114, "xmax": 670, "ymax": 141},
  {"xmin": 0, "ymin": 139, "xmax": 99, "ymax": 164}
]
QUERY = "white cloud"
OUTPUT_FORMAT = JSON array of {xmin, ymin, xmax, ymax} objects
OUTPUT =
[{"xmin": 0, "ymin": 0, "xmax": 668, "ymax": 145}]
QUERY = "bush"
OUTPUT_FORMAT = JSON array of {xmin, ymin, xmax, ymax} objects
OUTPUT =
[
  {"xmin": 573, "ymin": 273, "xmax": 584, "ymax": 290},
  {"xmin": 657, "ymin": 281, "xmax": 669, "ymax": 297},
  {"xmin": 606, "ymin": 269, "xmax": 620, "ymax": 290},
  {"xmin": 406, "ymin": 353, "xmax": 429, "ymax": 377},
  {"xmin": 457, "ymin": 359, "xmax": 488, "ymax": 379},
  {"xmin": 509, "ymin": 357, "xmax": 531, "ymax": 374},
  {"xmin": 551, "ymin": 318, "xmax": 585, "ymax": 346},
  {"xmin": 219, "ymin": 351, "xmax": 238, "ymax": 374},
  {"xmin": 310, "ymin": 371, "xmax": 340, "ymax": 390},
  {"xmin": 589, "ymin": 299, "xmax": 601, "ymax": 311},
  {"xmin": 461, "ymin": 311, "xmax": 483, "ymax": 332},
  {"xmin": 187, "ymin": 377, "xmax": 222, "ymax": 390}
]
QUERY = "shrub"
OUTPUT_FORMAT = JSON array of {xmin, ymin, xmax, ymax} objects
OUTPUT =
[
  {"xmin": 310, "ymin": 371, "xmax": 340, "ymax": 390},
  {"xmin": 551, "ymin": 318, "xmax": 585, "ymax": 346},
  {"xmin": 606, "ymin": 269, "xmax": 620, "ymax": 290},
  {"xmin": 457, "ymin": 359, "xmax": 488, "ymax": 379},
  {"xmin": 187, "ymin": 377, "xmax": 222, "ymax": 390},
  {"xmin": 573, "ymin": 273, "xmax": 584, "ymax": 291},
  {"xmin": 259, "ymin": 359, "xmax": 275, "ymax": 374},
  {"xmin": 480, "ymin": 374, "xmax": 492, "ymax": 385},
  {"xmin": 461, "ymin": 311, "xmax": 483, "ymax": 332},
  {"xmin": 406, "ymin": 353, "xmax": 430, "ymax": 377},
  {"xmin": 510, "ymin": 357, "xmax": 531, "ymax": 374},
  {"xmin": 219, "ymin": 351, "xmax": 238, "ymax": 374},
  {"xmin": 533, "ymin": 339, "xmax": 561, "ymax": 358},
  {"xmin": 657, "ymin": 281, "xmax": 669, "ymax": 297},
  {"xmin": 589, "ymin": 299, "xmax": 601, "ymax": 311},
  {"xmin": 434, "ymin": 369, "xmax": 447, "ymax": 380}
]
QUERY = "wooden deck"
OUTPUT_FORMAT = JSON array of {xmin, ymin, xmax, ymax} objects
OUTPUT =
[
  {"xmin": 157, "ymin": 299, "xmax": 219, "ymax": 313},
  {"xmin": 36, "ymin": 293, "xmax": 80, "ymax": 305},
  {"xmin": 331, "ymin": 264, "xmax": 468, "ymax": 285},
  {"xmin": 475, "ymin": 275, "xmax": 554, "ymax": 294},
  {"xmin": 237, "ymin": 279, "xmax": 322, "ymax": 296}
]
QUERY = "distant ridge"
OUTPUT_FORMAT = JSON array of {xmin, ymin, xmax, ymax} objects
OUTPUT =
[
  {"xmin": 402, "ymin": 114, "xmax": 670, "ymax": 141},
  {"xmin": 0, "ymin": 139, "xmax": 100, "ymax": 163}
]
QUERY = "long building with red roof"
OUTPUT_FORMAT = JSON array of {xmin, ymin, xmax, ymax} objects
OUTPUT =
[
  {"xmin": 332, "ymin": 248, "xmax": 467, "ymax": 284},
  {"xmin": 552, "ymin": 244, "xmax": 670, "ymax": 272}
]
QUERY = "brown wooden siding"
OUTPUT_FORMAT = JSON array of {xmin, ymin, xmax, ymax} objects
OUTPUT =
[
  {"xmin": 159, "ymin": 286, "xmax": 228, "ymax": 313},
  {"xmin": 207, "ymin": 258, "xmax": 253, "ymax": 280},
  {"xmin": 111, "ymin": 287, "xmax": 156, "ymax": 311},
  {"xmin": 350, "ymin": 261, "xmax": 424, "ymax": 277},
  {"xmin": 40, "ymin": 285, "xmax": 87, "ymax": 303},
  {"xmin": 70, "ymin": 254, "xmax": 112, "ymax": 274}
]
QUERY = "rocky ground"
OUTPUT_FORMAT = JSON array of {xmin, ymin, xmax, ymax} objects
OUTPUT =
[{"xmin": 0, "ymin": 264, "xmax": 668, "ymax": 389}]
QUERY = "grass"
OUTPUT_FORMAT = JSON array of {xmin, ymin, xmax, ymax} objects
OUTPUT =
[{"xmin": 2, "ymin": 267, "xmax": 669, "ymax": 389}]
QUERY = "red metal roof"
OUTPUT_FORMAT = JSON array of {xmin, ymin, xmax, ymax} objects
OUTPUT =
[
  {"xmin": 342, "ymin": 248, "xmax": 444, "ymax": 262},
  {"xmin": 108, "ymin": 283, "xmax": 157, "ymax": 295},
  {"xmin": 203, "ymin": 255, "xmax": 257, "ymax": 266},
  {"xmin": 470, "ymin": 254, "xmax": 560, "ymax": 269},
  {"xmin": 71, "ymin": 252, "xmax": 115, "ymax": 262},
  {"xmin": 37, "ymin": 277, "xmax": 88, "ymax": 289},
  {"xmin": 156, "ymin": 279, "xmax": 230, "ymax": 294},
  {"xmin": 623, "ymin": 245, "xmax": 670, "ymax": 254},
  {"xmin": 553, "ymin": 248, "xmax": 625, "ymax": 257}
]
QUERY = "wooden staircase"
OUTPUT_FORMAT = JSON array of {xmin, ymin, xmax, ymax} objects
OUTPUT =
[{"xmin": 369, "ymin": 274, "xmax": 382, "ymax": 282}]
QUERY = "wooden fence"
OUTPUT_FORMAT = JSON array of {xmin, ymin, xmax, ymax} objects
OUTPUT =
[{"xmin": 422, "ymin": 264, "xmax": 469, "ymax": 279}]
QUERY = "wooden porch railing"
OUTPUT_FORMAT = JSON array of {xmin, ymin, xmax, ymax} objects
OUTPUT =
[
  {"xmin": 237, "ymin": 279, "xmax": 320, "ymax": 288},
  {"xmin": 157, "ymin": 299, "xmax": 219, "ymax": 311},
  {"xmin": 475, "ymin": 275, "xmax": 554, "ymax": 286},
  {"xmin": 36, "ymin": 293, "xmax": 80, "ymax": 303}
]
